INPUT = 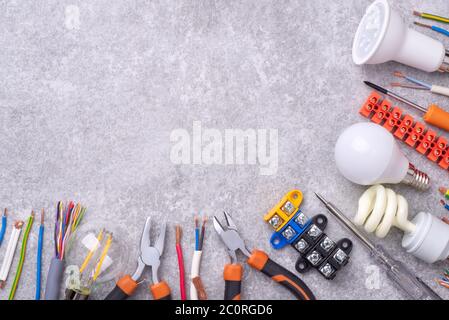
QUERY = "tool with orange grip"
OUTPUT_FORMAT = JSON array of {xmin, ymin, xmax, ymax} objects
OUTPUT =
[
  {"xmin": 365, "ymin": 81, "xmax": 449, "ymax": 132},
  {"xmin": 105, "ymin": 218, "xmax": 171, "ymax": 300},
  {"xmin": 213, "ymin": 212, "xmax": 316, "ymax": 300}
]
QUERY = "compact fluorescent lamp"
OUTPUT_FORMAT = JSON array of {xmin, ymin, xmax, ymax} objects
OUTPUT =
[{"xmin": 352, "ymin": 0, "xmax": 449, "ymax": 72}]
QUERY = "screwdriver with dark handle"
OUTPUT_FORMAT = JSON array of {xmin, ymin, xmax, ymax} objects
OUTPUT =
[
  {"xmin": 224, "ymin": 264, "xmax": 243, "ymax": 300},
  {"xmin": 247, "ymin": 250, "xmax": 316, "ymax": 300},
  {"xmin": 364, "ymin": 81, "xmax": 449, "ymax": 132}
]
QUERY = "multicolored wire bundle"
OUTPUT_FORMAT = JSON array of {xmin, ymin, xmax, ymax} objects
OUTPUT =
[
  {"xmin": 54, "ymin": 202, "xmax": 86, "ymax": 261},
  {"xmin": 44, "ymin": 201, "xmax": 86, "ymax": 300},
  {"xmin": 436, "ymin": 269, "xmax": 449, "ymax": 290}
]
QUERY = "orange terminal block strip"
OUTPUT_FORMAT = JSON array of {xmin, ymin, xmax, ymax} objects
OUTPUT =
[{"xmin": 360, "ymin": 91, "xmax": 449, "ymax": 171}]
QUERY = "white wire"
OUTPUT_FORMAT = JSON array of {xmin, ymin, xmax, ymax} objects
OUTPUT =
[
  {"xmin": 0, "ymin": 224, "xmax": 22, "ymax": 281},
  {"xmin": 431, "ymin": 85, "xmax": 449, "ymax": 98},
  {"xmin": 190, "ymin": 250, "xmax": 202, "ymax": 300}
]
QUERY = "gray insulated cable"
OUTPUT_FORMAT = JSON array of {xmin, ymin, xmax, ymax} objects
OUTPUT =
[{"xmin": 44, "ymin": 258, "xmax": 65, "ymax": 300}]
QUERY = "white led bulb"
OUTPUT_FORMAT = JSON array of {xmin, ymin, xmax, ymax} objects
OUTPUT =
[
  {"xmin": 353, "ymin": 0, "xmax": 449, "ymax": 72},
  {"xmin": 334, "ymin": 123, "xmax": 430, "ymax": 190}
]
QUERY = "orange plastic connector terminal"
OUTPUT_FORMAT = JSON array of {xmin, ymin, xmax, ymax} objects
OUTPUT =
[{"xmin": 359, "ymin": 91, "xmax": 449, "ymax": 174}]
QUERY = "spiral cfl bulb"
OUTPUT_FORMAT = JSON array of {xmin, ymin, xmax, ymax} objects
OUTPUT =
[
  {"xmin": 355, "ymin": 185, "xmax": 415, "ymax": 238},
  {"xmin": 355, "ymin": 185, "xmax": 449, "ymax": 264}
]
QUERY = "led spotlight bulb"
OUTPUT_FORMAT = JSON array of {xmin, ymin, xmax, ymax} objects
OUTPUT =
[
  {"xmin": 335, "ymin": 122, "xmax": 430, "ymax": 190},
  {"xmin": 353, "ymin": 0, "xmax": 449, "ymax": 73}
]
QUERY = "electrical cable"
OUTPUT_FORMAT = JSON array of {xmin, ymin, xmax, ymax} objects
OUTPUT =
[
  {"xmin": 439, "ymin": 187, "xmax": 449, "ymax": 200},
  {"xmin": 199, "ymin": 216, "xmax": 207, "ymax": 251},
  {"xmin": 192, "ymin": 276, "xmax": 207, "ymax": 300},
  {"xmin": 414, "ymin": 21, "xmax": 449, "ymax": 38},
  {"xmin": 194, "ymin": 216, "xmax": 199, "ymax": 251},
  {"xmin": 392, "ymin": 71, "xmax": 449, "ymax": 97},
  {"xmin": 35, "ymin": 209, "xmax": 44, "ymax": 300},
  {"xmin": 441, "ymin": 200, "xmax": 449, "ymax": 212},
  {"xmin": 0, "ymin": 209, "xmax": 7, "ymax": 247},
  {"xmin": 0, "ymin": 220, "xmax": 24, "ymax": 288},
  {"xmin": 390, "ymin": 83, "xmax": 429, "ymax": 90},
  {"xmin": 436, "ymin": 269, "xmax": 449, "ymax": 289},
  {"xmin": 8, "ymin": 212, "xmax": 34, "ymax": 300},
  {"xmin": 190, "ymin": 215, "xmax": 207, "ymax": 300},
  {"xmin": 45, "ymin": 201, "xmax": 86, "ymax": 300},
  {"xmin": 175, "ymin": 225, "xmax": 186, "ymax": 300},
  {"xmin": 414, "ymin": 11, "xmax": 449, "ymax": 24},
  {"xmin": 393, "ymin": 71, "xmax": 432, "ymax": 89}
]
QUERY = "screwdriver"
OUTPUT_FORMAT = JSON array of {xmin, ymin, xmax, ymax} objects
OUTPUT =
[
  {"xmin": 315, "ymin": 193, "xmax": 442, "ymax": 300},
  {"xmin": 364, "ymin": 81, "xmax": 449, "ymax": 132}
]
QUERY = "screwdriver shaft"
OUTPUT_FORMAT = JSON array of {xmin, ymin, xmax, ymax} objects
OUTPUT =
[
  {"xmin": 387, "ymin": 91, "xmax": 428, "ymax": 114},
  {"xmin": 314, "ymin": 193, "xmax": 374, "ymax": 250}
]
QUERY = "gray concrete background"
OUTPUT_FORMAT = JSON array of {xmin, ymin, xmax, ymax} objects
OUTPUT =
[{"xmin": 0, "ymin": 0, "xmax": 449, "ymax": 300}]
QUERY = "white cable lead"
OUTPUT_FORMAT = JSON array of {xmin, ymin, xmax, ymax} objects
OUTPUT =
[
  {"xmin": 190, "ymin": 250, "xmax": 202, "ymax": 300},
  {"xmin": 0, "ymin": 221, "xmax": 24, "ymax": 287}
]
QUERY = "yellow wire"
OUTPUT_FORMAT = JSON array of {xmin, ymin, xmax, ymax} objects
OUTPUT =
[
  {"xmin": 79, "ymin": 229, "xmax": 104, "ymax": 274},
  {"xmin": 93, "ymin": 234, "xmax": 113, "ymax": 281},
  {"xmin": 422, "ymin": 12, "xmax": 449, "ymax": 24}
]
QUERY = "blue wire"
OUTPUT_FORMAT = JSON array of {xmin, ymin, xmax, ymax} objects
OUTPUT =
[
  {"xmin": 0, "ymin": 215, "xmax": 7, "ymax": 246},
  {"xmin": 404, "ymin": 75, "xmax": 432, "ymax": 90},
  {"xmin": 35, "ymin": 225, "xmax": 44, "ymax": 300},
  {"xmin": 195, "ymin": 228, "xmax": 199, "ymax": 250},
  {"xmin": 432, "ymin": 25, "xmax": 449, "ymax": 38}
]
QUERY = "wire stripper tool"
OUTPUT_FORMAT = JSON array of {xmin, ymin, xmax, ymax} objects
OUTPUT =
[
  {"xmin": 105, "ymin": 218, "xmax": 171, "ymax": 300},
  {"xmin": 213, "ymin": 211, "xmax": 316, "ymax": 300}
]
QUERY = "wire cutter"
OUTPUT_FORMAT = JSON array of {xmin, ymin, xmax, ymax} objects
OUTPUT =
[
  {"xmin": 213, "ymin": 211, "xmax": 316, "ymax": 300},
  {"xmin": 105, "ymin": 218, "xmax": 171, "ymax": 300}
]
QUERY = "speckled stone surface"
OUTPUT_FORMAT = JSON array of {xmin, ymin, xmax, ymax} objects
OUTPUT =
[{"xmin": 0, "ymin": 0, "xmax": 449, "ymax": 300}]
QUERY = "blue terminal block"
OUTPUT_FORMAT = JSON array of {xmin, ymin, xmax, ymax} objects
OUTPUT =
[
  {"xmin": 270, "ymin": 210, "xmax": 311, "ymax": 250},
  {"xmin": 264, "ymin": 190, "xmax": 353, "ymax": 280}
]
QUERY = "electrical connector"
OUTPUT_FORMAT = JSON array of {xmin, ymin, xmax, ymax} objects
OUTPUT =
[{"xmin": 264, "ymin": 190, "xmax": 353, "ymax": 280}]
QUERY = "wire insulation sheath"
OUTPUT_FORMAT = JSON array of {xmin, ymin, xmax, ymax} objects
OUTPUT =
[
  {"xmin": 176, "ymin": 244, "xmax": 186, "ymax": 300},
  {"xmin": 35, "ymin": 225, "xmax": 44, "ymax": 300},
  {"xmin": 0, "ymin": 215, "xmax": 7, "ymax": 246},
  {"xmin": 190, "ymin": 250, "xmax": 202, "ymax": 300},
  {"xmin": 0, "ymin": 223, "xmax": 23, "ymax": 286},
  {"xmin": 8, "ymin": 215, "xmax": 34, "ymax": 300}
]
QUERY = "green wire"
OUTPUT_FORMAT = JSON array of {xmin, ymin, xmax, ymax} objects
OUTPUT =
[{"xmin": 8, "ymin": 215, "xmax": 34, "ymax": 300}]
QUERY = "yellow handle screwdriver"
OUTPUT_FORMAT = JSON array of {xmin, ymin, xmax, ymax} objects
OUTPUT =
[{"xmin": 365, "ymin": 81, "xmax": 449, "ymax": 132}]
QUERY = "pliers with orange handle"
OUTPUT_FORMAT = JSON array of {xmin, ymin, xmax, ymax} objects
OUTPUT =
[
  {"xmin": 213, "ymin": 211, "xmax": 316, "ymax": 300},
  {"xmin": 105, "ymin": 218, "xmax": 171, "ymax": 300}
]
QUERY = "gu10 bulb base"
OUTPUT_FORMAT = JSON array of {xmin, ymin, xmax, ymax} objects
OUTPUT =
[
  {"xmin": 401, "ymin": 164, "xmax": 430, "ymax": 191},
  {"xmin": 402, "ymin": 212, "xmax": 449, "ymax": 263}
]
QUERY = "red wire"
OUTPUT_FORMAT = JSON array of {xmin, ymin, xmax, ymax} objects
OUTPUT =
[{"xmin": 176, "ymin": 244, "xmax": 186, "ymax": 300}]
